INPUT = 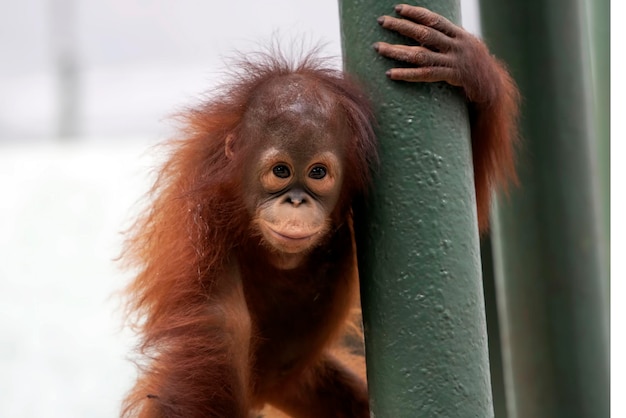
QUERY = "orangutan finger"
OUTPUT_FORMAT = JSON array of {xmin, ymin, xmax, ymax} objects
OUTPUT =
[
  {"xmin": 394, "ymin": 4, "xmax": 463, "ymax": 39},
  {"xmin": 374, "ymin": 42, "xmax": 454, "ymax": 67},
  {"xmin": 386, "ymin": 67, "xmax": 462, "ymax": 86}
]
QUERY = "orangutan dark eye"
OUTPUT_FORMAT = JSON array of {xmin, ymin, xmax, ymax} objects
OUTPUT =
[
  {"xmin": 272, "ymin": 165, "xmax": 291, "ymax": 178},
  {"xmin": 309, "ymin": 166, "xmax": 327, "ymax": 180}
]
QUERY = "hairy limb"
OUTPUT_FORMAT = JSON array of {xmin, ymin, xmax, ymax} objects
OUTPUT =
[
  {"xmin": 375, "ymin": 5, "xmax": 495, "ymax": 101},
  {"xmin": 268, "ymin": 354, "xmax": 369, "ymax": 418},
  {"xmin": 375, "ymin": 4, "xmax": 520, "ymax": 231},
  {"xmin": 123, "ymin": 267, "xmax": 252, "ymax": 418}
]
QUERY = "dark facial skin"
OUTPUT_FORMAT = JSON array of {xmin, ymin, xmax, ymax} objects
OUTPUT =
[{"xmin": 233, "ymin": 75, "xmax": 350, "ymax": 269}]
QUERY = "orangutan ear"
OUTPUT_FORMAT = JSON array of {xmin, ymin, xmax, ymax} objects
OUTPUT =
[{"xmin": 225, "ymin": 134, "xmax": 235, "ymax": 159}]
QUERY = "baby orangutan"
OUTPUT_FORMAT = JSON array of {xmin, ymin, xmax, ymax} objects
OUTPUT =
[{"xmin": 122, "ymin": 5, "xmax": 518, "ymax": 417}]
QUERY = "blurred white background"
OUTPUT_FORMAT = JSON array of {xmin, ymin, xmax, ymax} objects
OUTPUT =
[{"xmin": 0, "ymin": 1, "xmax": 480, "ymax": 417}]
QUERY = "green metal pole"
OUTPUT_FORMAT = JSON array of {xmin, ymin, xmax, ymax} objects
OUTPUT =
[
  {"xmin": 339, "ymin": 1, "xmax": 493, "ymax": 416},
  {"xmin": 478, "ymin": 1, "xmax": 610, "ymax": 417}
]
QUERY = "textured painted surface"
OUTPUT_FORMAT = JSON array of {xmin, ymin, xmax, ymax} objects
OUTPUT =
[
  {"xmin": 479, "ymin": 1, "xmax": 610, "ymax": 417},
  {"xmin": 338, "ymin": 1, "xmax": 493, "ymax": 416}
]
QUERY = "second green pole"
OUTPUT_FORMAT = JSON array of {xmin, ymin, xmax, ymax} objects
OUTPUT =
[{"xmin": 479, "ymin": 0, "xmax": 610, "ymax": 416}]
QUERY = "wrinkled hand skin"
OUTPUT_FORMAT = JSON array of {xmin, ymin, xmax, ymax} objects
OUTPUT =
[
  {"xmin": 374, "ymin": 4, "xmax": 502, "ymax": 105},
  {"xmin": 374, "ymin": 4, "xmax": 520, "ymax": 233}
]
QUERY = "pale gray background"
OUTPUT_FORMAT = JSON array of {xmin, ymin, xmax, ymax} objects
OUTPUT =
[{"xmin": 0, "ymin": 0, "xmax": 480, "ymax": 142}]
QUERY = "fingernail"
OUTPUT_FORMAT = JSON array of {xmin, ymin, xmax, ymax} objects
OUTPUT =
[
  {"xmin": 395, "ymin": 5, "xmax": 403, "ymax": 13},
  {"xmin": 377, "ymin": 16, "xmax": 385, "ymax": 25},
  {"xmin": 385, "ymin": 70, "xmax": 392, "ymax": 78},
  {"xmin": 372, "ymin": 42, "xmax": 380, "ymax": 52}
]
